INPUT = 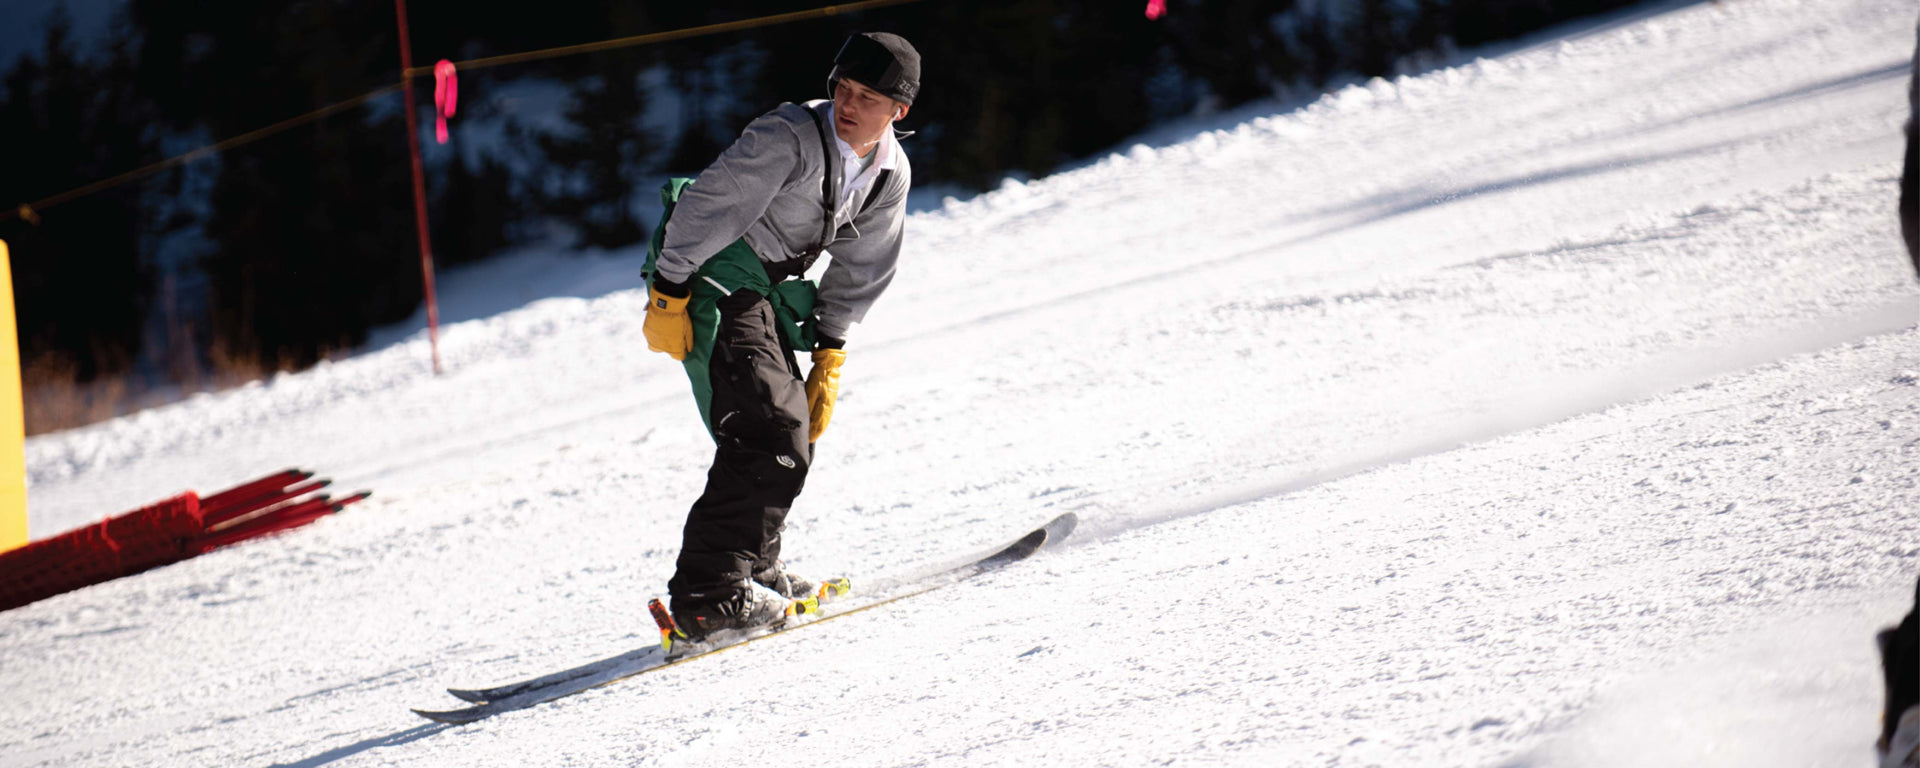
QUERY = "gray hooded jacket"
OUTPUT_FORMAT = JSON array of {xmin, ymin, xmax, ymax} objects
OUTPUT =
[{"xmin": 654, "ymin": 100, "xmax": 910, "ymax": 342}]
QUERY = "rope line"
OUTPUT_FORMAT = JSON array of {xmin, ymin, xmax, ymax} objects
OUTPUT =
[
  {"xmin": 0, "ymin": 0, "xmax": 922, "ymax": 225},
  {"xmin": 3, "ymin": 84, "xmax": 403, "ymax": 224},
  {"xmin": 405, "ymin": 0, "xmax": 921, "ymax": 77}
]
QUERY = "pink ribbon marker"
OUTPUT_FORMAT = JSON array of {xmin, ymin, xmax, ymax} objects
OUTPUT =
[
  {"xmin": 1145, "ymin": 0, "xmax": 1165, "ymax": 20},
  {"xmin": 433, "ymin": 59, "xmax": 457, "ymax": 144}
]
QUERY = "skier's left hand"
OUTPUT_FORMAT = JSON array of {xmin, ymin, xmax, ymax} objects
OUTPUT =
[
  {"xmin": 643, "ymin": 279, "xmax": 693, "ymax": 360},
  {"xmin": 805, "ymin": 348, "xmax": 845, "ymax": 443}
]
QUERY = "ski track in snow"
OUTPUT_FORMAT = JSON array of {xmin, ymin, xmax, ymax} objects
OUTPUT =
[{"xmin": 5, "ymin": 0, "xmax": 1920, "ymax": 765}]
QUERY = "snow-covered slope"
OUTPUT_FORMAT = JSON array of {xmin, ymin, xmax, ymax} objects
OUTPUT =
[{"xmin": 5, "ymin": 0, "xmax": 1919, "ymax": 765}]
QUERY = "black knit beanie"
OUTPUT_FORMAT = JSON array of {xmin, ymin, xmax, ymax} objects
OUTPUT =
[{"xmin": 828, "ymin": 32, "xmax": 920, "ymax": 105}]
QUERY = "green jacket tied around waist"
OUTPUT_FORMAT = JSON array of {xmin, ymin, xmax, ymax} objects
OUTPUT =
[{"xmin": 643, "ymin": 177, "xmax": 819, "ymax": 437}]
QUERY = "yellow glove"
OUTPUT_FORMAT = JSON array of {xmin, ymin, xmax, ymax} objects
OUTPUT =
[
  {"xmin": 805, "ymin": 348, "xmax": 846, "ymax": 444},
  {"xmin": 643, "ymin": 284, "xmax": 692, "ymax": 360}
]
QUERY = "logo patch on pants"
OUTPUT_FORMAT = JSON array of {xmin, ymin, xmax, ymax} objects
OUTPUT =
[{"xmin": 776, "ymin": 455, "xmax": 797, "ymax": 469}]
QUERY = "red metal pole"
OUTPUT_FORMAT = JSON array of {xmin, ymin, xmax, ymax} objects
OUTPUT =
[
  {"xmin": 394, "ymin": 0, "xmax": 442, "ymax": 375},
  {"xmin": 202, "ymin": 479, "xmax": 332, "ymax": 529},
  {"xmin": 198, "ymin": 468, "xmax": 308, "ymax": 512}
]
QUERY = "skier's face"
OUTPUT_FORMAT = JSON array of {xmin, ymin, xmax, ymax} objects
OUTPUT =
[{"xmin": 832, "ymin": 78, "xmax": 907, "ymax": 156}]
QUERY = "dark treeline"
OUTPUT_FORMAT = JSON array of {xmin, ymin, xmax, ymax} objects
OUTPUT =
[{"xmin": 0, "ymin": 0, "xmax": 1640, "ymax": 429}]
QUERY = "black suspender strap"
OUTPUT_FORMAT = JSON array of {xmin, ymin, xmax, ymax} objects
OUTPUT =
[
  {"xmin": 798, "ymin": 103, "xmax": 894, "ymax": 274},
  {"xmin": 861, "ymin": 169, "xmax": 892, "ymax": 217},
  {"xmin": 800, "ymin": 104, "xmax": 839, "ymax": 268}
]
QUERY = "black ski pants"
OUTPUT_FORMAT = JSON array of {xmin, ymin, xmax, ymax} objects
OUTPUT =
[{"xmin": 667, "ymin": 289, "xmax": 812, "ymax": 600}]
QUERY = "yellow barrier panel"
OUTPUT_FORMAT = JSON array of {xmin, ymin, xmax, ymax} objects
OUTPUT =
[{"xmin": 0, "ymin": 239, "xmax": 25, "ymax": 552}]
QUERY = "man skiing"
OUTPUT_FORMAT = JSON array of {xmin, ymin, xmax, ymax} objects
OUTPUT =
[{"xmin": 640, "ymin": 32, "xmax": 918, "ymax": 640}]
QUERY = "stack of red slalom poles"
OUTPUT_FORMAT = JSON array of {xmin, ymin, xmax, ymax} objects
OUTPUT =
[{"xmin": 0, "ymin": 469, "xmax": 370, "ymax": 612}]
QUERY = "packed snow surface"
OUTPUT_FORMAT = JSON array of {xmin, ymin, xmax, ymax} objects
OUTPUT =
[{"xmin": 6, "ymin": 0, "xmax": 1920, "ymax": 765}]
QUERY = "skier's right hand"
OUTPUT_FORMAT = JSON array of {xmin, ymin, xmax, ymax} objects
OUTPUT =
[
  {"xmin": 805, "ymin": 347, "xmax": 845, "ymax": 444},
  {"xmin": 644, "ymin": 278, "xmax": 693, "ymax": 360}
]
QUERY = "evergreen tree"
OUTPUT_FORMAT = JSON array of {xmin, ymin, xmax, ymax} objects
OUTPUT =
[
  {"xmin": 1358, "ymin": 0, "xmax": 1403, "ymax": 77},
  {"xmin": 536, "ymin": 52, "xmax": 653, "ymax": 248},
  {"xmin": 1160, "ymin": 0, "xmax": 1290, "ymax": 103},
  {"xmin": 0, "ymin": 12, "xmax": 159, "ymax": 382},
  {"xmin": 127, "ymin": 0, "xmax": 428, "ymax": 369},
  {"xmin": 434, "ymin": 151, "xmax": 518, "ymax": 268}
]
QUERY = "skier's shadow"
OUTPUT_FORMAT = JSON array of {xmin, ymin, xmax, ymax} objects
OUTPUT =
[{"xmin": 267, "ymin": 723, "xmax": 452, "ymax": 768}]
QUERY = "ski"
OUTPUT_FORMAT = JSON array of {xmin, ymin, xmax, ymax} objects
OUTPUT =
[
  {"xmin": 412, "ymin": 512, "xmax": 1077, "ymax": 724},
  {"xmin": 443, "ymin": 647, "xmax": 659, "ymax": 704},
  {"xmin": 440, "ymin": 577, "xmax": 851, "ymax": 705}
]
